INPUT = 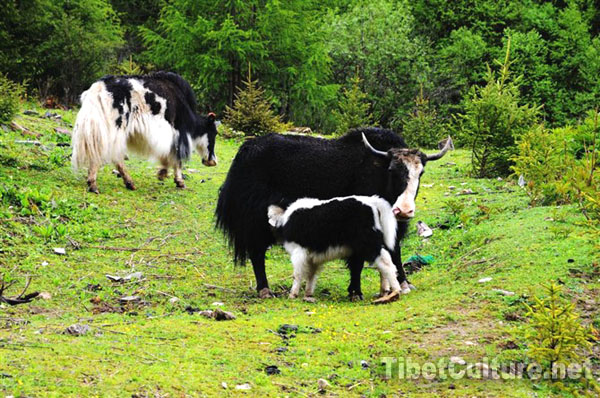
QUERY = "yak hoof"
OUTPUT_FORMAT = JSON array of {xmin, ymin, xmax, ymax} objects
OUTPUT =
[
  {"xmin": 408, "ymin": 283, "xmax": 417, "ymax": 291},
  {"xmin": 157, "ymin": 169, "xmax": 168, "ymax": 181},
  {"xmin": 125, "ymin": 181, "xmax": 136, "ymax": 191},
  {"xmin": 303, "ymin": 296, "xmax": 317, "ymax": 303},
  {"xmin": 175, "ymin": 180, "xmax": 186, "ymax": 189},
  {"xmin": 373, "ymin": 290, "xmax": 401, "ymax": 305},
  {"xmin": 259, "ymin": 287, "xmax": 274, "ymax": 299},
  {"xmin": 88, "ymin": 185, "xmax": 99, "ymax": 194},
  {"xmin": 349, "ymin": 293, "xmax": 364, "ymax": 302},
  {"xmin": 400, "ymin": 281, "xmax": 412, "ymax": 294}
]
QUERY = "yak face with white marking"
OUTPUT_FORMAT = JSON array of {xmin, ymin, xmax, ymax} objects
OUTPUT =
[{"xmin": 362, "ymin": 134, "xmax": 453, "ymax": 220}]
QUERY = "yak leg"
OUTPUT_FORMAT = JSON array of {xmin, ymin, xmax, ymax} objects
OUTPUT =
[
  {"xmin": 173, "ymin": 161, "xmax": 185, "ymax": 188},
  {"xmin": 115, "ymin": 161, "xmax": 136, "ymax": 190},
  {"xmin": 250, "ymin": 248, "xmax": 272, "ymax": 298},
  {"xmin": 87, "ymin": 162, "xmax": 100, "ymax": 194},
  {"xmin": 376, "ymin": 249, "xmax": 401, "ymax": 293},
  {"xmin": 304, "ymin": 261, "xmax": 320, "ymax": 302},
  {"xmin": 379, "ymin": 272, "xmax": 391, "ymax": 297},
  {"xmin": 289, "ymin": 251, "xmax": 306, "ymax": 299},
  {"xmin": 157, "ymin": 158, "xmax": 169, "ymax": 181},
  {"xmin": 347, "ymin": 256, "xmax": 364, "ymax": 301},
  {"xmin": 393, "ymin": 231, "xmax": 414, "ymax": 291}
]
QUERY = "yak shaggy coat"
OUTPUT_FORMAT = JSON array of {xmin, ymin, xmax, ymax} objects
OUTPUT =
[
  {"xmin": 268, "ymin": 195, "xmax": 404, "ymax": 300},
  {"xmin": 71, "ymin": 71, "xmax": 218, "ymax": 193}
]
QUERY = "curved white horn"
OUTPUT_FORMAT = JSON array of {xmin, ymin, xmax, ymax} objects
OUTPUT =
[
  {"xmin": 362, "ymin": 133, "xmax": 388, "ymax": 157},
  {"xmin": 426, "ymin": 136, "xmax": 454, "ymax": 161}
]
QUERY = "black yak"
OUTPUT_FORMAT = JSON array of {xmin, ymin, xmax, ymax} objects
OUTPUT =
[{"xmin": 215, "ymin": 128, "xmax": 452, "ymax": 299}]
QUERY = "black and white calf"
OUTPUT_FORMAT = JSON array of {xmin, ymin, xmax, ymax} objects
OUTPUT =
[
  {"xmin": 71, "ymin": 72, "xmax": 218, "ymax": 193},
  {"xmin": 268, "ymin": 195, "xmax": 410, "ymax": 301}
]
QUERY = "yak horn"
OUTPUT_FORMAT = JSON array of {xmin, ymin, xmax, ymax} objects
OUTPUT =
[
  {"xmin": 426, "ymin": 136, "xmax": 454, "ymax": 161},
  {"xmin": 362, "ymin": 133, "xmax": 388, "ymax": 157}
]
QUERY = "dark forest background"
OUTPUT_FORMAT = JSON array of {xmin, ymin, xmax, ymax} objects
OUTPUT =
[{"xmin": 2, "ymin": 0, "xmax": 600, "ymax": 134}]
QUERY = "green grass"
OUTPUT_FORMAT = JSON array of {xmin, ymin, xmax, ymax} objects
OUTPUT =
[{"xmin": 1, "ymin": 105, "xmax": 598, "ymax": 397}]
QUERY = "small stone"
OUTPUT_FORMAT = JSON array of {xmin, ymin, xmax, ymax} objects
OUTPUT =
[
  {"xmin": 478, "ymin": 277, "xmax": 492, "ymax": 283},
  {"xmin": 278, "ymin": 324, "xmax": 298, "ymax": 334},
  {"xmin": 119, "ymin": 295, "xmax": 141, "ymax": 304},
  {"xmin": 265, "ymin": 365, "xmax": 280, "ymax": 375},
  {"xmin": 169, "ymin": 297, "xmax": 179, "ymax": 304},
  {"xmin": 361, "ymin": 360, "xmax": 370, "ymax": 369},
  {"xmin": 65, "ymin": 324, "xmax": 91, "ymax": 336},
  {"xmin": 317, "ymin": 378, "xmax": 330, "ymax": 391},
  {"xmin": 235, "ymin": 383, "xmax": 251, "ymax": 390},
  {"xmin": 448, "ymin": 185, "xmax": 456, "ymax": 190},
  {"xmin": 41, "ymin": 261, "xmax": 49, "ymax": 266},
  {"xmin": 54, "ymin": 127, "xmax": 70, "ymax": 135},
  {"xmin": 211, "ymin": 301, "xmax": 224, "ymax": 306},
  {"xmin": 213, "ymin": 308, "xmax": 235, "ymax": 321},
  {"xmin": 53, "ymin": 248, "xmax": 66, "ymax": 255},
  {"xmin": 464, "ymin": 340, "xmax": 476, "ymax": 346},
  {"xmin": 492, "ymin": 289, "xmax": 515, "ymax": 296},
  {"xmin": 221, "ymin": 382, "xmax": 228, "ymax": 389},
  {"xmin": 450, "ymin": 356, "xmax": 466, "ymax": 365},
  {"xmin": 38, "ymin": 292, "xmax": 52, "ymax": 300}
]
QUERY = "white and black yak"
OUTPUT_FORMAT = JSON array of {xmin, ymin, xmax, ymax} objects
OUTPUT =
[
  {"xmin": 71, "ymin": 72, "xmax": 218, "ymax": 193},
  {"xmin": 216, "ymin": 128, "xmax": 453, "ymax": 299},
  {"xmin": 268, "ymin": 195, "xmax": 407, "ymax": 302}
]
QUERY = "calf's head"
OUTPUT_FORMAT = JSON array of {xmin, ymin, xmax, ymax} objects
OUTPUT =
[
  {"xmin": 196, "ymin": 112, "xmax": 218, "ymax": 167},
  {"xmin": 362, "ymin": 133, "xmax": 453, "ymax": 220}
]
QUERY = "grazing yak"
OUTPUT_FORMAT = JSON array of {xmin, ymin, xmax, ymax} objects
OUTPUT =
[
  {"xmin": 215, "ymin": 128, "xmax": 453, "ymax": 299},
  {"xmin": 268, "ymin": 195, "xmax": 406, "ymax": 302},
  {"xmin": 71, "ymin": 72, "xmax": 218, "ymax": 193}
]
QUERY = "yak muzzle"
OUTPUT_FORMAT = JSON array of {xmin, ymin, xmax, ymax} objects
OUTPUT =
[{"xmin": 393, "ymin": 207, "xmax": 415, "ymax": 220}]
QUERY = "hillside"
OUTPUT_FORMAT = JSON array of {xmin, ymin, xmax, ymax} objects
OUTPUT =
[{"xmin": 0, "ymin": 106, "xmax": 598, "ymax": 397}]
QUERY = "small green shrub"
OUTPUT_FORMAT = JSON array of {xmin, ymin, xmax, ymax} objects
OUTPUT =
[
  {"xmin": 513, "ymin": 111, "xmax": 599, "ymax": 212},
  {"xmin": 223, "ymin": 69, "xmax": 286, "ymax": 137},
  {"xmin": 332, "ymin": 75, "xmax": 373, "ymax": 136},
  {"xmin": 511, "ymin": 124, "xmax": 575, "ymax": 205},
  {"xmin": 457, "ymin": 39, "xmax": 539, "ymax": 178},
  {"xmin": 400, "ymin": 86, "xmax": 445, "ymax": 148},
  {"xmin": 525, "ymin": 283, "xmax": 598, "ymax": 394},
  {"xmin": 0, "ymin": 74, "xmax": 25, "ymax": 124}
]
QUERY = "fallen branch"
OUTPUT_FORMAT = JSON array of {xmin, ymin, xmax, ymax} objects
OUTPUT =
[
  {"xmin": 83, "ymin": 245, "xmax": 160, "ymax": 252},
  {"xmin": 10, "ymin": 121, "xmax": 40, "ymax": 138},
  {"xmin": 14, "ymin": 140, "xmax": 41, "ymax": 146},
  {"xmin": 0, "ymin": 276, "xmax": 39, "ymax": 306}
]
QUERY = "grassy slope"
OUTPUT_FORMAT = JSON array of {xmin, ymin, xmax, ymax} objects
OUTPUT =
[{"xmin": 0, "ymin": 106, "xmax": 598, "ymax": 397}]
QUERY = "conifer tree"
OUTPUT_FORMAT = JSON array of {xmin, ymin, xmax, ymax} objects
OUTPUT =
[
  {"xmin": 223, "ymin": 66, "xmax": 283, "ymax": 136},
  {"xmin": 333, "ymin": 75, "xmax": 373, "ymax": 136}
]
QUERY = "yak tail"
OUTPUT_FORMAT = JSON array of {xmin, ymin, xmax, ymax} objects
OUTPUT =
[
  {"xmin": 71, "ymin": 82, "xmax": 127, "ymax": 170},
  {"xmin": 267, "ymin": 205, "xmax": 285, "ymax": 228},
  {"xmin": 372, "ymin": 197, "xmax": 397, "ymax": 251}
]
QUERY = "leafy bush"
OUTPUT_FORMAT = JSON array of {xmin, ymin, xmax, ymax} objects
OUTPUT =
[
  {"xmin": 0, "ymin": 74, "xmax": 25, "ymax": 124},
  {"xmin": 400, "ymin": 86, "xmax": 445, "ymax": 148},
  {"xmin": 511, "ymin": 124, "xmax": 575, "ymax": 205},
  {"xmin": 525, "ymin": 283, "xmax": 598, "ymax": 395},
  {"xmin": 457, "ymin": 39, "xmax": 539, "ymax": 177},
  {"xmin": 512, "ymin": 111, "xmax": 599, "ymax": 210},
  {"xmin": 223, "ymin": 72, "xmax": 285, "ymax": 137},
  {"xmin": 332, "ymin": 75, "xmax": 373, "ymax": 136}
]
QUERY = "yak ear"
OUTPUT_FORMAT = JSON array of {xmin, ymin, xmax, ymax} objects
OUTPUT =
[{"xmin": 207, "ymin": 112, "xmax": 216, "ymax": 122}]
